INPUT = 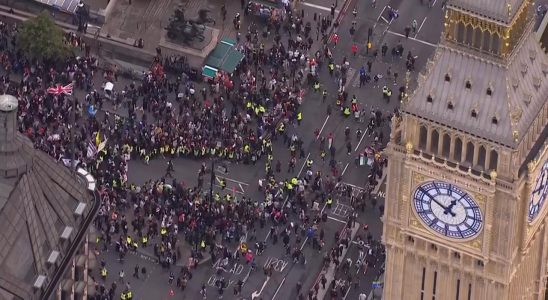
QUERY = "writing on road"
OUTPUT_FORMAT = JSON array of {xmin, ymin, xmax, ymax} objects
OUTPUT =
[
  {"xmin": 264, "ymin": 257, "xmax": 289, "ymax": 273},
  {"xmin": 207, "ymin": 259, "xmax": 244, "ymax": 287}
]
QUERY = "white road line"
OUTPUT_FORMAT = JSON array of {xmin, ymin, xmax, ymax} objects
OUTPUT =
[
  {"xmin": 343, "ymin": 283, "xmax": 352, "ymax": 299},
  {"xmin": 354, "ymin": 127, "xmax": 369, "ymax": 152},
  {"xmin": 340, "ymin": 181, "xmax": 365, "ymax": 191},
  {"xmin": 414, "ymin": 17, "xmax": 427, "ymax": 38},
  {"xmin": 215, "ymin": 175, "xmax": 250, "ymax": 186},
  {"xmin": 328, "ymin": 216, "xmax": 347, "ymax": 224},
  {"xmin": 341, "ymin": 162, "xmax": 350, "ymax": 176},
  {"xmin": 271, "ymin": 277, "xmax": 286, "ymax": 300},
  {"xmin": 432, "ymin": 0, "xmax": 438, "ymax": 6},
  {"xmin": 300, "ymin": 2, "xmax": 339, "ymax": 13},
  {"xmin": 386, "ymin": 30, "xmax": 438, "ymax": 47},
  {"xmin": 377, "ymin": 6, "xmax": 387, "ymax": 23},
  {"xmin": 211, "ymin": 184, "xmax": 245, "ymax": 194},
  {"xmin": 297, "ymin": 153, "xmax": 311, "ymax": 177},
  {"xmin": 317, "ymin": 115, "xmax": 330, "ymax": 140},
  {"xmin": 239, "ymin": 183, "xmax": 245, "ymax": 193},
  {"xmin": 265, "ymin": 152, "xmax": 311, "ymax": 242}
]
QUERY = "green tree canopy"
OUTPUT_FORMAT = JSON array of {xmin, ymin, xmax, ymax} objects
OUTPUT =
[{"xmin": 16, "ymin": 12, "xmax": 71, "ymax": 63}]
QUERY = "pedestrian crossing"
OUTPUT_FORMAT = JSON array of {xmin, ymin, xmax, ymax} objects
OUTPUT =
[{"xmin": 35, "ymin": 0, "xmax": 80, "ymax": 13}]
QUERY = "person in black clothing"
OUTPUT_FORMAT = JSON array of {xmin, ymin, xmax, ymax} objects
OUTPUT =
[{"xmin": 165, "ymin": 159, "xmax": 174, "ymax": 177}]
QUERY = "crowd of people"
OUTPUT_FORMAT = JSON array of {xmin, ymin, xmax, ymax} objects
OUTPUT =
[{"xmin": 0, "ymin": 1, "xmax": 394, "ymax": 298}]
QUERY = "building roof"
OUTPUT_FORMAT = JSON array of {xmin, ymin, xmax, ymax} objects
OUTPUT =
[
  {"xmin": 448, "ymin": 0, "xmax": 524, "ymax": 24},
  {"xmin": 403, "ymin": 25, "xmax": 548, "ymax": 148},
  {"xmin": 0, "ymin": 95, "xmax": 93, "ymax": 300}
]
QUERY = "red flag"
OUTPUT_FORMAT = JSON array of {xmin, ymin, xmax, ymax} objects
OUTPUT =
[{"xmin": 47, "ymin": 83, "xmax": 73, "ymax": 95}]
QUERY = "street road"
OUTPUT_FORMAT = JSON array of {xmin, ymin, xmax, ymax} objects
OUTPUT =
[{"xmin": 90, "ymin": 0, "xmax": 449, "ymax": 298}]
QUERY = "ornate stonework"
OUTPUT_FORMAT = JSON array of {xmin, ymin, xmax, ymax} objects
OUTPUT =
[{"xmin": 382, "ymin": 1, "xmax": 548, "ymax": 299}]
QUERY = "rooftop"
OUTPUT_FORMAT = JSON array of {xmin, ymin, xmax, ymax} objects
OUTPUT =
[
  {"xmin": 448, "ymin": 0, "xmax": 525, "ymax": 24},
  {"xmin": 403, "ymin": 22, "xmax": 548, "ymax": 148},
  {"xmin": 0, "ymin": 94, "xmax": 93, "ymax": 300}
]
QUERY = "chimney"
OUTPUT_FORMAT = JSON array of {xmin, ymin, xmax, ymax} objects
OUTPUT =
[{"xmin": 0, "ymin": 94, "xmax": 19, "ymax": 152}]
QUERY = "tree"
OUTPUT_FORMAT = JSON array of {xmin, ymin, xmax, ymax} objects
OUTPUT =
[{"xmin": 16, "ymin": 12, "xmax": 71, "ymax": 63}]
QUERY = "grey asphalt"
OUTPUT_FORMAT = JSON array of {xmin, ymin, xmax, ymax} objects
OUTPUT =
[{"xmin": 88, "ymin": 0, "xmax": 450, "ymax": 298}]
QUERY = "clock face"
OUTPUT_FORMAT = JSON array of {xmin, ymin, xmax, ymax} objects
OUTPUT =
[
  {"xmin": 413, "ymin": 181, "xmax": 483, "ymax": 240},
  {"xmin": 528, "ymin": 159, "xmax": 548, "ymax": 223}
]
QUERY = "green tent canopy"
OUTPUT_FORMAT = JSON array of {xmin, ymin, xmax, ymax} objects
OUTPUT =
[
  {"xmin": 203, "ymin": 38, "xmax": 244, "ymax": 76},
  {"xmin": 201, "ymin": 65, "xmax": 218, "ymax": 79}
]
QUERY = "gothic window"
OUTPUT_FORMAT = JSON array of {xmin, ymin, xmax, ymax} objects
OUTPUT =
[
  {"xmin": 465, "ymin": 142, "xmax": 475, "ymax": 165},
  {"xmin": 456, "ymin": 22, "xmax": 465, "ymax": 43},
  {"xmin": 489, "ymin": 150, "xmax": 498, "ymax": 171},
  {"xmin": 477, "ymin": 145, "xmax": 487, "ymax": 170},
  {"xmin": 445, "ymin": 74, "xmax": 451, "ymax": 82},
  {"xmin": 482, "ymin": 31, "xmax": 492, "ymax": 52},
  {"xmin": 491, "ymin": 116, "xmax": 498, "ymax": 124},
  {"xmin": 465, "ymin": 25, "xmax": 474, "ymax": 45},
  {"xmin": 419, "ymin": 126, "xmax": 428, "ymax": 150},
  {"xmin": 492, "ymin": 33, "xmax": 501, "ymax": 55},
  {"xmin": 442, "ymin": 133, "xmax": 451, "ymax": 158},
  {"xmin": 447, "ymin": 101, "xmax": 454, "ymax": 110},
  {"xmin": 427, "ymin": 95, "xmax": 433, "ymax": 103},
  {"xmin": 487, "ymin": 87, "xmax": 493, "ymax": 96},
  {"xmin": 473, "ymin": 28, "xmax": 483, "ymax": 49},
  {"xmin": 454, "ymin": 137, "xmax": 463, "ymax": 161},
  {"xmin": 431, "ymin": 130, "xmax": 440, "ymax": 154}
]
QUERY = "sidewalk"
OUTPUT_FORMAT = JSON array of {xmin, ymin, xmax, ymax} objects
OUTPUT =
[
  {"xmin": 315, "ymin": 222, "xmax": 360, "ymax": 300},
  {"xmin": 367, "ymin": 270, "xmax": 384, "ymax": 300}
]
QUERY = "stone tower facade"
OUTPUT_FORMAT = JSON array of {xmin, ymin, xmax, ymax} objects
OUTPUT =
[{"xmin": 381, "ymin": 0, "xmax": 548, "ymax": 299}]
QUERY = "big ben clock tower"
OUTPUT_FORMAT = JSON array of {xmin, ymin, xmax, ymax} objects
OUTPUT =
[{"xmin": 381, "ymin": 0, "xmax": 548, "ymax": 299}]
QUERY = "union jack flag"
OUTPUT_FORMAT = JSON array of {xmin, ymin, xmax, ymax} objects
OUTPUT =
[{"xmin": 47, "ymin": 82, "xmax": 73, "ymax": 95}]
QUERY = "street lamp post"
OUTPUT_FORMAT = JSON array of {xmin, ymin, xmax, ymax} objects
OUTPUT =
[{"xmin": 70, "ymin": 94, "xmax": 77, "ymax": 174}]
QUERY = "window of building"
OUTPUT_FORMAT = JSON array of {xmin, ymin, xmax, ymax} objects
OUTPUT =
[
  {"xmin": 453, "ymin": 252, "xmax": 461, "ymax": 259},
  {"xmin": 471, "ymin": 109, "xmax": 478, "ymax": 118},
  {"xmin": 468, "ymin": 283, "xmax": 472, "ymax": 300},
  {"xmin": 448, "ymin": 101, "xmax": 454, "ymax": 110},
  {"xmin": 430, "ymin": 244, "xmax": 438, "ymax": 251},
  {"xmin": 445, "ymin": 74, "xmax": 451, "ymax": 82},
  {"xmin": 491, "ymin": 116, "xmax": 498, "ymax": 124},
  {"xmin": 489, "ymin": 150, "xmax": 498, "ymax": 171},
  {"xmin": 456, "ymin": 279, "xmax": 461, "ymax": 300},
  {"xmin": 465, "ymin": 80, "xmax": 472, "ymax": 89},
  {"xmin": 486, "ymin": 87, "xmax": 493, "ymax": 96},
  {"xmin": 427, "ymin": 95, "xmax": 433, "ymax": 103},
  {"xmin": 433, "ymin": 271, "xmax": 438, "ymax": 299},
  {"xmin": 421, "ymin": 268, "xmax": 426, "ymax": 300}
]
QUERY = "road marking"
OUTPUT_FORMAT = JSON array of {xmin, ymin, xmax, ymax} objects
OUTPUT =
[
  {"xmin": 432, "ymin": 0, "xmax": 438, "ymax": 6},
  {"xmin": 272, "ymin": 277, "xmax": 286, "ymax": 300},
  {"xmin": 340, "ymin": 181, "xmax": 366, "ymax": 191},
  {"xmin": 215, "ymin": 175, "xmax": 250, "ymax": 186},
  {"xmin": 354, "ymin": 127, "xmax": 369, "ymax": 152},
  {"xmin": 251, "ymin": 276, "xmax": 271, "ymax": 299},
  {"xmin": 264, "ymin": 152, "xmax": 310, "ymax": 242},
  {"xmin": 211, "ymin": 184, "xmax": 245, "ymax": 194},
  {"xmin": 414, "ymin": 17, "xmax": 427, "ymax": 38},
  {"xmin": 343, "ymin": 283, "xmax": 352, "ymax": 299},
  {"xmin": 377, "ymin": 6, "xmax": 388, "ymax": 23},
  {"xmin": 316, "ymin": 115, "xmax": 330, "ymax": 140},
  {"xmin": 239, "ymin": 183, "xmax": 245, "ymax": 193},
  {"xmin": 341, "ymin": 162, "xmax": 350, "ymax": 176},
  {"xmin": 386, "ymin": 30, "xmax": 438, "ymax": 47},
  {"xmin": 297, "ymin": 152, "xmax": 311, "ymax": 177},
  {"xmin": 328, "ymin": 215, "xmax": 347, "ymax": 224},
  {"xmin": 300, "ymin": 2, "xmax": 339, "ymax": 13}
]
